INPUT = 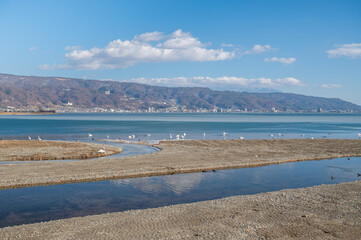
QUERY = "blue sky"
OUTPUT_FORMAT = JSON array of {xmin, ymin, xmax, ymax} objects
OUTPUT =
[{"xmin": 0, "ymin": 0, "xmax": 360, "ymax": 104}]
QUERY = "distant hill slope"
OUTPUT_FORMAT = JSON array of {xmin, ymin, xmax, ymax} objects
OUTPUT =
[{"xmin": 0, "ymin": 73, "xmax": 360, "ymax": 111}]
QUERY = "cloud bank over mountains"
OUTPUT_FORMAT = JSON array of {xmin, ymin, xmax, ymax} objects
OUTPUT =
[
  {"xmin": 41, "ymin": 30, "xmax": 276, "ymax": 70},
  {"xmin": 54, "ymin": 30, "xmax": 236, "ymax": 70},
  {"xmin": 320, "ymin": 84, "xmax": 342, "ymax": 89},
  {"xmin": 124, "ymin": 76, "xmax": 305, "ymax": 92}
]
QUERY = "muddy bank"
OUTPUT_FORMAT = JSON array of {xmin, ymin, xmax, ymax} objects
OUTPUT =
[
  {"xmin": 0, "ymin": 181, "xmax": 359, "ymax": 239},
  {"xmin": 0, "ymin": 140, "xmax": 122, "ymax": 161},
  {"xmin": 0, "ymin": 139, "xmax": 361, "ymax": 189}
]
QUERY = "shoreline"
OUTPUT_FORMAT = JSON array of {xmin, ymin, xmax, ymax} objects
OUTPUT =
[
  {"xmin": 0, "ymin": 140, "xmax": 122, "ymax": 162},
  {"xmin": 0, "ymin": 155, "xmax": 359, "ymax": 190},
  {"xmin": 0, "ymin": 112, "xmax": 57, "ymax": 115},
  {"xmin": 1, "ymin": 181, "xmax": 360, "ymax": 239},
  {"xmin": 0, "ymin": 139, "xmax": 361, "ymax": 190}
]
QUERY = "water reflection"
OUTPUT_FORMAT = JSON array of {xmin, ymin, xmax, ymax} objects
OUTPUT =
[
  {"xmin": 0, "ymin": 157, "xmax": 359, "ymax": 228},
  {"xmin": 251, "ymin": 162, "xmax": 296, "ymax": 185},
  {"xmin": 111, "ymin": 173, "xmax": 204, "ymax": 195}
]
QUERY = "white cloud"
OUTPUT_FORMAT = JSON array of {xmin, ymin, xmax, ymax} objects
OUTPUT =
[
  {"xmin": 29, "ymin": 46, "xmax": 38, "ymax": 51},
  {"xmin": 38, "ymin": 64, "xmax": 54, "ymax": 70},
  {"xmin": 320, "ymin": 84, "xmax": 342, "ymax": 89},
  {"xmin": 245, "ymin": 44, "xmax": 273, "ymax": 54},
  {"xmin": 65, "ymin": 46, "xmax": 82, "ymax": 51},
  {"xmin": 128, "ymin": 76, "xmax": 306, "ymax": 90},
  {"xmin": 55, "ymin": 29, "xmax": 236, "ymax": 70},
  {"xmin": 133, "ymin": 31, "xmax": 165, "ymax": 42},
  {"xmin": 327, "ymin": 43, "xmax": 361, "ymax": 58},
  {"xmin": 264, "ymin": 57, "xmax": 296, "ymax": 65},
  {"xmin": 221, "ymin": 43, "xmax": 234, "ymax": 47}
]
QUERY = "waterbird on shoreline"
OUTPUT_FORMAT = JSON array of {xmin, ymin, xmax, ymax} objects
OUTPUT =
[
  {"xmin": 169, "ymin": 133, "xmax": 172, "ymax": 140},
  {"xmin": 240, "ymin": 136, "xmax": 244, "ymax": 140},
  {"xmin": 98, "ymin": 149, "xmax": 106, "ymax": 153},
  {"xmin": 88, "ymin": 133, "xmax": 92, "ymax": 137},
  {"xmin": 331, "ymin": 176, "xmax": 335, "ymax": 180},
  {"xmin": 357, "ymin": 173, "xmax": 361, "ymax": 177},
  {"xmin": 37, "ymin": 136, "xmax": 42, "ymax": 141},
  {"xmin": 28, "ymin": 136, "xmax": 31, "ymax": 140}
]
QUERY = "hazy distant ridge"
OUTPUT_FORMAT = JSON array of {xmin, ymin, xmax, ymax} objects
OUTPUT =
[{"xmin": 0, "ymin": 73, "xmax": 360, "ymax": 111}]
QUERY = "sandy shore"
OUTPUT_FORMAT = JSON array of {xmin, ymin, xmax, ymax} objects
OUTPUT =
[
  {"xmin": 0, "ymin": 139, "xmax": 360, "ymax": 189},
  {"xmin": 0, "ymin": 180, "xmax": 360, "ymax": 239},
  {"xmin": 0, "ymin": 140, "xmax": 122, "ymax": 161}
]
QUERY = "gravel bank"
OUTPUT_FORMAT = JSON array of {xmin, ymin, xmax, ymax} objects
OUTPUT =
[
  {"xmin": 0, "ymin": 181, "xmax": 360, "ymax": 239},
  {"xmin": 0, "ymin": 139, "xmax": 361, "ymax": 189}
]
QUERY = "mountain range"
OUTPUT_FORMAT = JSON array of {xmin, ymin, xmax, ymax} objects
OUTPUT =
[{"xmin": 0, "ymin": 73, "xmax": 360, "ymax": 112}]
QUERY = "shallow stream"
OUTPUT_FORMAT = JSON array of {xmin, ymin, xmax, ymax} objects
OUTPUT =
[{"xmin": 0, "ymin": 157, "xmax": 360, "ymax": 228}]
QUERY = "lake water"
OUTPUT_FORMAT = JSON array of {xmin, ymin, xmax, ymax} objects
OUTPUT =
[
  {"xmin": 1, "ymin": 113, "xmax": 361, "ymax": 228},
  {"xmin": 1, "ymin": 113, "xmax": 361, "ymax": 141},
  {"xmin": 0, "ymin": 157, "xmax": 359, "ymax": 227}
]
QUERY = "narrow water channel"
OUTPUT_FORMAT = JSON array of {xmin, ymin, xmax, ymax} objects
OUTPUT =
[{"xmin": 0, "ymin": 157, "xmax": 360, "ymax": 228}]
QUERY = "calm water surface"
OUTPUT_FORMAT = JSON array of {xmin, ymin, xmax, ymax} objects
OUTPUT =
[
  {"xmin": 0, "ymin": 157, "xmax": 360, "ymax": 227},
  {"xmin": 1, "ymin": 113, "xmax": 361, "ymax": 228},
  {"xmin": 1, "ymin": 113, "xmax": 361, "ymax": 141}
]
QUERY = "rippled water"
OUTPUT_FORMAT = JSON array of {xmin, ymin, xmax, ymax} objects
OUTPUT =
[
  {"xmin": 1, "ymin": 113, "xmax": 361, "ymax": 228},
  {"xmin": 0, "ymin": 157, "xmax": 360, "ymax": 227},
  {"xmin": 1, "ymin": 112, "xmax": 361, "ymax": 141}
]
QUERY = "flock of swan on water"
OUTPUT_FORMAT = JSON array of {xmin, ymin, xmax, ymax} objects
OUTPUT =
[
  {"xmin": 28, "ymin": 133, "xmax": 361, "ymax": 142},
  {"xmin": 24, "ymin": 132, "xmax": 361, "ymax": 156}
]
